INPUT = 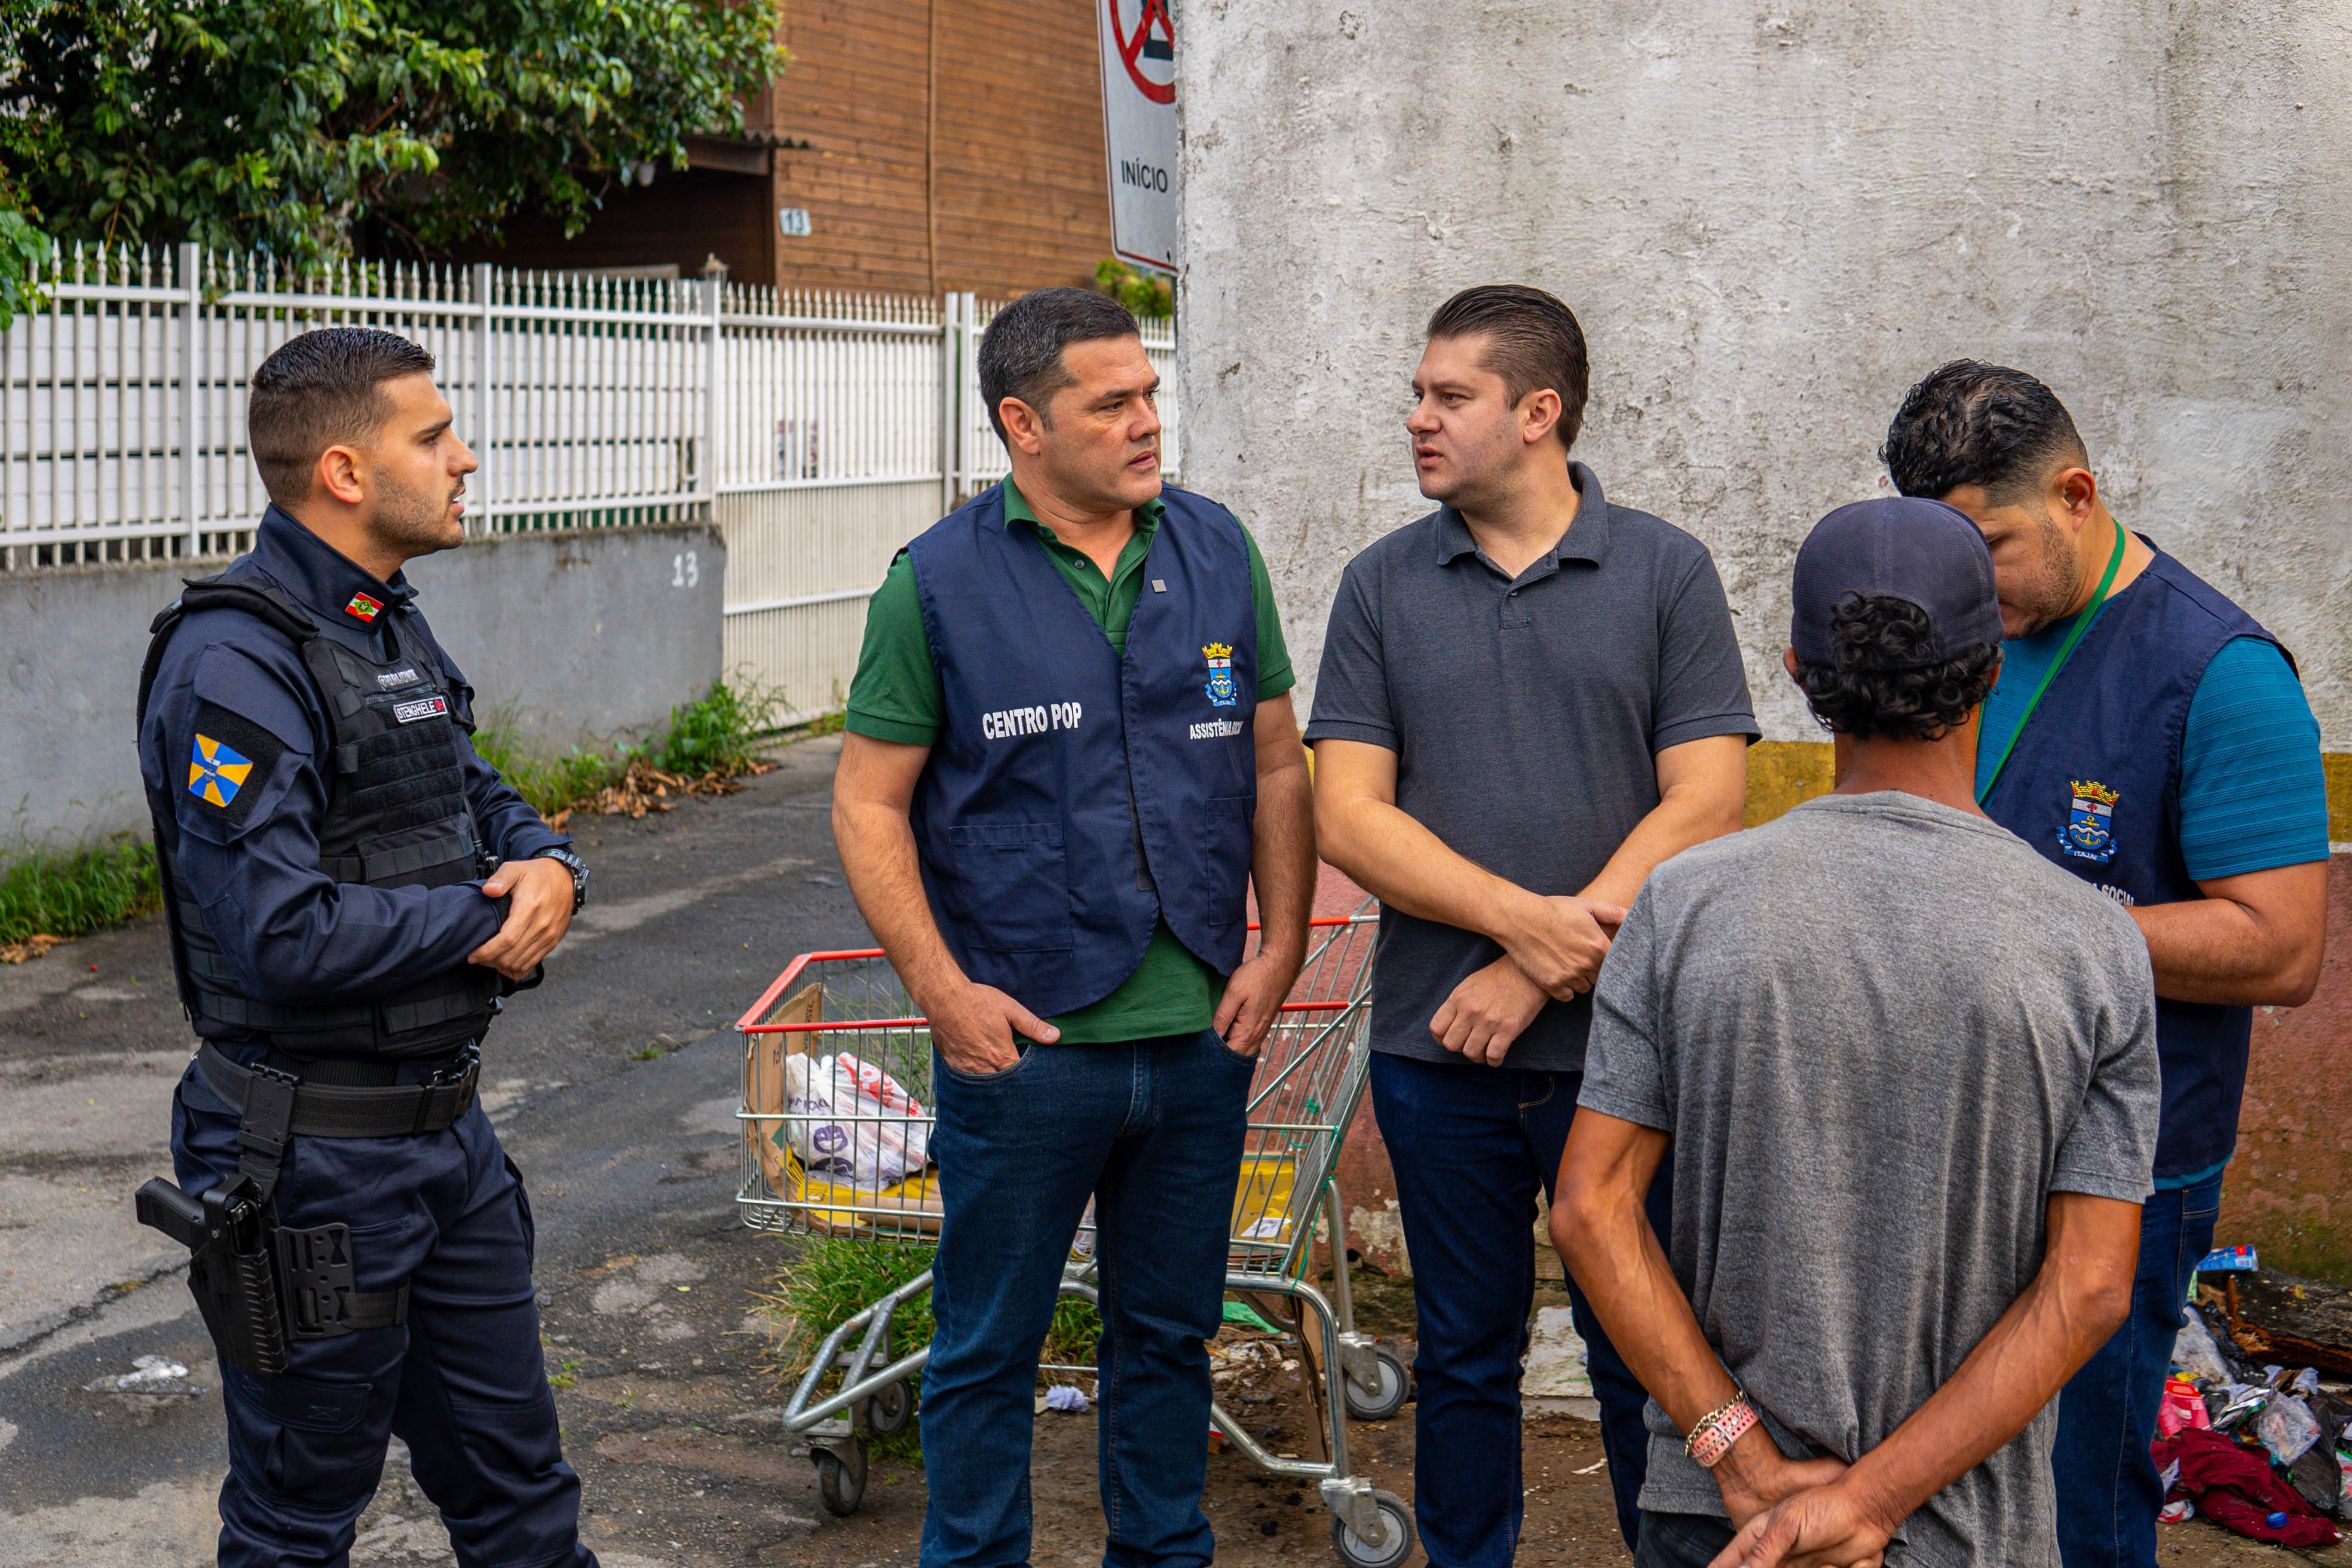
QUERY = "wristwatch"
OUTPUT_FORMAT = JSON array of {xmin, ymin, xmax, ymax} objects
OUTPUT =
[{"xmin": 535, "ymin": 847, "xmax": 590, "ymax": 912}]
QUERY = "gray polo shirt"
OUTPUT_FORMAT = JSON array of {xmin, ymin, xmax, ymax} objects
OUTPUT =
[{"xmin": 1304, "ymin": 462, "xmax": 1758, "ymax": 1072}]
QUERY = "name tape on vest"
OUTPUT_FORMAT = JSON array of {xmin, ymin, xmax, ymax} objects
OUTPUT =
[
  {"xmin": 376, "ymin": 667, "xmax": 422, "ymax": 690},
  {"xmin": 391, "ymin": 695, "xmax": 451, "ymax": 724},
  {"xmin": 981, "ymin": 702, "xmax": 1082, "ymax": 740},
  {"xmin": 1189, "ymin": 719, "xmax": 1245, "ymax": 740}
]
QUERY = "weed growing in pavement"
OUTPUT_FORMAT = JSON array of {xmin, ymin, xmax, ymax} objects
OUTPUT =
[
  {"xmin": 470, "ymin": 727, "xmax": 631, "ymax": 819},
  {"xmin": 0, "ymin": 835, "xmax": 163, "ymax": 957},
  {"xmin": 641, "ymin": 678, "xmax": 793, "ymax": 777},
  {"xmin": 474, "ymin": 675, "xmax": 806, "ymax": 823},
  {"xmin": 757, "ymin": 1237, "xmax": 1103, "ymax": 1459}
]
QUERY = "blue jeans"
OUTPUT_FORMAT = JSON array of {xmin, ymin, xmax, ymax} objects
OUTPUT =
[
  {"xmin": 920, "ymin": 1031, "xmax": 1255, "ymax": 1568},
  {"xmin": 2053, "ymin": 1172, "xmax": 2224, "ymax": 1568},
  {"xmin": 173, "ymin": 1054, "xmax": 595, "ymax": 1568},
  {"xmin": 1633, "ymin": 1511, "xmax": 1735, "ymax": 1567},
  {"xmin": 1368, "ymin": 1051, "xmax": 1668, "ymax": 1566}
]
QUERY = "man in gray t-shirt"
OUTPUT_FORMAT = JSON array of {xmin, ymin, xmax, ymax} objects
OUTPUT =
[{"xmin": 1557, "ymin": 497, "xmax": 2158, "ymax": 1568}]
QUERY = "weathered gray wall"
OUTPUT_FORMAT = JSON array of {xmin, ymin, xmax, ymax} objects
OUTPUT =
[
  {"xmin": 0, "ymin": 523, "xmax": 724, "ymax": 847},
  {"xmin": 1178, "ymin": 1, "xmax": 2352, "ymax": 746}
]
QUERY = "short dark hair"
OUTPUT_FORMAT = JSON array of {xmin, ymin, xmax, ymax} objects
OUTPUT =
[
  {"xmin": 1881, "ymin": 360, "xmax": 2090, "ymax": 506},
  {"xmin": 1793, "ymin": 595, "xmax": 2001, "ymax": 742},
  {"xmin": 248, "ymin": 328, "xmax": 437, "ymax": 503},
  {"xmin": 1425, "ymin": 285, "xmax": 1590, "ymax": 450},
  {"xmin": 978, "ymin": 287, "xmax": 1140, "ymax": 446}
]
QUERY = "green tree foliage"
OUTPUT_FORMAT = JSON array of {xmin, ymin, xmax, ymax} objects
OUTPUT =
[
  {"xmin": 0, "ymin": 0, "xmax": 786, "ymax": 279},
  {"xmin": 1095, "ymin": 256, "xmax": 1173, "ymax": 320}
]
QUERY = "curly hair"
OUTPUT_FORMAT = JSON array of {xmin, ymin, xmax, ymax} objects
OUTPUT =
[
  {"xmin": 1794, "ymin": 595, "xmax": 2001, "ymax": 742},
  {"xmin": 1879, "ymin": 360, "xmax": 2088, "ymax": 506}
]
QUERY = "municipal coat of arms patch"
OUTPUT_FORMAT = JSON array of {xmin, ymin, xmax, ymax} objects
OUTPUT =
[
  {"xmin": 188, "ymin": 733, "xmax": 255, "ymax": 808},
  {"xmin": 2062, "ymin": 780, "xmax": 2120, "ymax": 864},
  {"xmin": 1203, "ymin": 643, "xmax": 1238, "ymax": 708}
]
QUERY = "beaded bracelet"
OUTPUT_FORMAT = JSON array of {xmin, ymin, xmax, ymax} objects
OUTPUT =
[{"xmin": 1685, "ymin": 1394, "xmax": 1757, "ymax": 1469}]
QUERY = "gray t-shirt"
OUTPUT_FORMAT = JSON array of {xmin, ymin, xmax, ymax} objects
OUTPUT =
[
  {"xmin": 1304, "ymin": 463, "xmax": 1758, "ymax": 1071},
  {"xmin": 1579, "ymin": 792, "xmax": 2160, "ymax": 1567}
]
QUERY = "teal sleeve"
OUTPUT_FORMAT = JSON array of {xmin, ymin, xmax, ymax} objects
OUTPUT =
[
  {"xmin": 2176, "ymin": 637, "xmax": 2329, "ymax": 880},
  {"xmin": 1240, "ymin": 524, "xmax": 1295, "ymax": 699},
  {"xmin": 843, "ymin": 550, "xmax": 946, "ymax": 746}
]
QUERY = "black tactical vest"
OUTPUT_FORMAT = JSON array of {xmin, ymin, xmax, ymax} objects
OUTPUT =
[{"xmin": 138, "ymin": 577, "xmax": 507, "ymax": 1059}]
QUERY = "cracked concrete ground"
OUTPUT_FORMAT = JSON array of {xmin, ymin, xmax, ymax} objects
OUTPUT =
[{"xmin": 0, "ymin": 733, "xmax": 2329, "ymax": 1567}]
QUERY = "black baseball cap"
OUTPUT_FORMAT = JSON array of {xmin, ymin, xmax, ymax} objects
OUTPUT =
[{"xmin": 1790, "ymin": 497, "xmax": 2004, "ymax": 667}]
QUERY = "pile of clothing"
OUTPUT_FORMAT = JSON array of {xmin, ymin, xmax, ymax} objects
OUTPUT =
[{"xmin": 2152, "ymin": 1303, "xmax": 2348, "ymax": 1548}]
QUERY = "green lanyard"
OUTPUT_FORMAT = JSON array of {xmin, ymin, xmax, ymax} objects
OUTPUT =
[{"xmin": 1976, "ymin": 522, "xmax": 2128, "ymax": 804}]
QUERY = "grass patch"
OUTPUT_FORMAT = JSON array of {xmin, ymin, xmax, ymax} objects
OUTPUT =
[
  {"xmin": 757, "ymin": 1237, "xmax": 1102, "ymax": 1459},
  {"xmin": 469, "ymin": 729, "xmax": 630, "ymax": 820},
  {"xmin": 474, "ymin": 675, "xmax": 803, "ymax": 822},
  {"xmin": 0, "ymin": 835, "xmax": 163, "ymax": 951},
  {"xmin": 641, "ymin": 679, "xmax": 794, "ymax": 777}
]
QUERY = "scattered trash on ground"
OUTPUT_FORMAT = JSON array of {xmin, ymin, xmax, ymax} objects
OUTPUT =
[
  {"xmin": 1221, "ymin": 1298, "xmax": 1279, "ymax": 1335},
  {"xmin": 1039, "ymin": 1385, "xmax": 1089, "ymax": 1413},
  {"xmin": 83, "ymin": 1354, "xmax": 202, "ymax": 1396},
  {"xmin": 2145, "ymin": 1253, "xmax": 2352, "ymax": 1546}
]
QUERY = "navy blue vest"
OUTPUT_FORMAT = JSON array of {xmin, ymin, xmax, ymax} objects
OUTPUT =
[
  {"xmin": 1982, "ymin": 544, "xmax": 2292, "ymax": 1177},
  {"xmin": 905, "ymin": 483, "xmax": 1259, "ymax": 1017}
]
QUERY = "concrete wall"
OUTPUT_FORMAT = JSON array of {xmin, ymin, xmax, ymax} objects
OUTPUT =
[
  {"xmin": 0, "ymin": 522, "xmax": 724, "ymax": 849},
  {"xmin": 1178, "ymin": 0, "xmax": 2352, "ymax": 749},
  {"xmin": 1186, "ymin": 3, "xmax": 2352, "ymax": 1283}
]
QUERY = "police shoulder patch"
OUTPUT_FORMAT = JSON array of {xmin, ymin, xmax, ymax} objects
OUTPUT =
[{"xmin": 183, "ymin": 702, "xmax": 287, "ymax": 829}]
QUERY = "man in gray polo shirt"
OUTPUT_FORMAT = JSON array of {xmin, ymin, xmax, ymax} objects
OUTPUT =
[{"xmin": 1310, "ymin": 285, "xmax": 1757, "ymax": 1565}]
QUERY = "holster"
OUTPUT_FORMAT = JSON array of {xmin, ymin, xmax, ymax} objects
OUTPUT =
[
  {"xmin": 136, "ymin": 1175, "xmax": 287, "ymax": 1374},
  {"xmin": 137, "ymin": 1048, "xmax": 471, "ymax": 1376}
]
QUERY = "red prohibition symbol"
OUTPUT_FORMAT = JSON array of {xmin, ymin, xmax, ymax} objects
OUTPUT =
[{"xmin": 1108, "ymin": 0, "xmax": 1175, "ymax": 105}]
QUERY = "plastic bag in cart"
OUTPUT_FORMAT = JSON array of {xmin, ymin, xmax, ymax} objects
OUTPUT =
[{"xmin": 781, "ymin": 1050, "xmax": 932, "ymax": 1188}]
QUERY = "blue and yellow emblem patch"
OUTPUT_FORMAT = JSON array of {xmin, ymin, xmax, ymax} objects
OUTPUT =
[
  {"xmin": 188, "ymin": 734, "xmax": 255, "ymax": 809},
  {"xmin": 1203, "ymin": 642, "xmax": 1238, "ymax": 708},
  {"xmin": 2061, "ymin": 779, "xmax": 2120, "ymax": 865}
]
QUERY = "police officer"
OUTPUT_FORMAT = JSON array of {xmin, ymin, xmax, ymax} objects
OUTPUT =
[
  {"xmin": 1882, "ymin": 362, "xmax": 2330, "ymax": 1568},
  {"xmin": 832, "ymin": 287, "xmax": 1316, "ymax": 1568},
  {"xmin": 136, "ymin": 327, "xmax": 596, "ymax": 1566}
]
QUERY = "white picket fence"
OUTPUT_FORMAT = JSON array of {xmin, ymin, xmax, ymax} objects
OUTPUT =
[{"xmin": 1, "ymin": 243, "xmax": 1179, "ymax": 720}]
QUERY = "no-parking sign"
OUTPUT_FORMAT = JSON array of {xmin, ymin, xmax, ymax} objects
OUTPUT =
[{"xmin": 1098, "ymin": 0, "xmax": 1178, "ymax": 275}]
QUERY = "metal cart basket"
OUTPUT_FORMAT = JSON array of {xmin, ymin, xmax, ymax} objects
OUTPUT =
[{"xmin": 734, "ymin": 912, "xmax": 1417, "ymax": 1568}]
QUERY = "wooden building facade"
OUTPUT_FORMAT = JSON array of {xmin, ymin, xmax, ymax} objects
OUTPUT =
[{"xmin": 457, "ymin": 1, "xmax": 1117, "ymax": 299}]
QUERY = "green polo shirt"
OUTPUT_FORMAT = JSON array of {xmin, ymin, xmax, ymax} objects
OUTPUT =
[{"xmin": 846, "ymin": 481, "xmax": 1294, "ymax": 1043}]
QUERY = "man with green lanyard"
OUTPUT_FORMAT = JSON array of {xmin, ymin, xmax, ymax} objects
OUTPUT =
[
  {"xmin": 1882, "ymin": 360, "xmax": 2331, "ymax": 1568},
  {"xmin": 833, "ymin": 286, "xmax": 1315, "ymax": 1568}
]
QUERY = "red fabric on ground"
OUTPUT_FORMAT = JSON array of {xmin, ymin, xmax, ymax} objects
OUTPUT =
[{"xmin": 2154, "ymin": 1428, "xmax": 2341, "ymax": 1549}]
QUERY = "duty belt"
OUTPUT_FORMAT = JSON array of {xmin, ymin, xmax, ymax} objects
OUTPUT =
[{"xmin": 197, "ymin": 1042, "xmax": 480, "ymax": 1140}]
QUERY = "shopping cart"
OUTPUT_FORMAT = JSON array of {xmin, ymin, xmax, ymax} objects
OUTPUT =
[{"xmin": 734, "ymin": 911, "xmax": 1417, "ymax": 1568}]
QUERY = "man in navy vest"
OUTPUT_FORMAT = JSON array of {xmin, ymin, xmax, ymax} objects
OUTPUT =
[
  {"xmin": 834, "ymin": 287, "xmax": 1315, "ymax": 1568},
  {"xmin": 1884, "ymin": 362, "xmax": 2331, "ymax": 1568}
]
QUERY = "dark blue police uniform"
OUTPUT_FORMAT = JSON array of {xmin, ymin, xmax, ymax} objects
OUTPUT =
[{"xmin": 136, "ymin": 504, "xmax": 597, "ymax": 1568}]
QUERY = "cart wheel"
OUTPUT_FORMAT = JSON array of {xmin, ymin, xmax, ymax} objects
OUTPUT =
[
  {"xmin": 815, "ymin": 1439, "xmax": 868, "ymax": 1516},
  {"xmin": 1342, "ymin": 1347, "xmax": 1411, "ymax": 1422},
  {"xmin": 1330, "ymin": 1490, "xmax": 1416, "ymax": 1568},
  {"xmin": 867, "ymin": 1378, "xmax": 913, "ymax": 1434}
]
